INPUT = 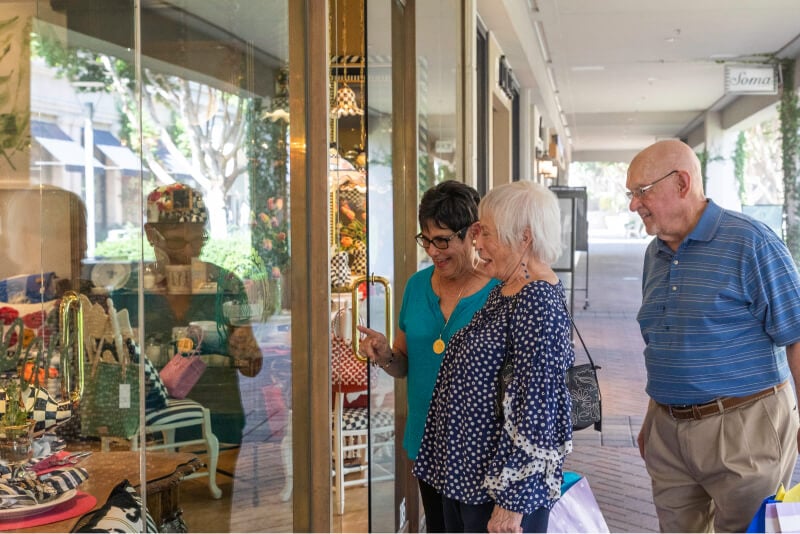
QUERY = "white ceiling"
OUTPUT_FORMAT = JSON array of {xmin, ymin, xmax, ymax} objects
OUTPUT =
[
  {"xmin": 483, "ymin": 0, "xmax": 800, "ymax": 163},
  {"xmin": 158, "ymin": 0, "xmax": 800, "ymax": 165}
]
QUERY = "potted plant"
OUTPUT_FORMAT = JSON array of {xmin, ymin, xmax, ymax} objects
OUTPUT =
[{"xmin": 0, "ymin": 379, "xmax": 34, "ymax": 477}]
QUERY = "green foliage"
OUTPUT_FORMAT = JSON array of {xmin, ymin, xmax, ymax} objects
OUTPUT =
[
  {"xmin": 419, "ymin": 152, "xmax": 434, "ymax": 193},
  {"xmin": 0, "ymin": 381, "xmax": 29, "ymax": 426},
  {"xmin": 733, "ymin": 131, "xmax": 747, "ymax": 204},
  {"xmin": 95, "ymin": 233, "xmax": 155, "ymax": 262},
  {"xmin": 697, "ymin": 149, "xmax": 709, "ymax": 191},
  {"xmin": 32, "ymin": 28, "xmax": 115, "ymax": 88},
  {"xmin": 201, "ymin": 234, "xmax": 260, "ymax": 273},
  {"xmin": 779, "ymin": 59, "xmax": 800, "ymax": 263},
  {"xmin": 94, "ymin": 232, "xmax": 258, "ymax": 272},
  {"xmin": 247, "ymin": 86, "xmax": 291, "ymax": 279}
]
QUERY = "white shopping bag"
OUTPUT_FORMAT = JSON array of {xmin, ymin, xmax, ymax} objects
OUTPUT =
[
  {"xmin": 765, "ymin": 502, "xmax": 800, "ymax": 533},
  {"xmin": 548, "ymin": 476, "xmax": 610, "ymax": 533}
]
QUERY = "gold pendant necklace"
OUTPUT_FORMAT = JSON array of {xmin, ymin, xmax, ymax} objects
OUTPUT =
[{"xmin": 433, "ymin": 280, "xmax": 468, "ymax": 355}]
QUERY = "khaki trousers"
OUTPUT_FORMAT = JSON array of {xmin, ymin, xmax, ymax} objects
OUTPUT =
[{"xmin": 641, "ymin": 385, "xmax": 799, "ymax": 533}]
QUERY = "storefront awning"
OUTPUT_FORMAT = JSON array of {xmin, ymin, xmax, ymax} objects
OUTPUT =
[
  {"xmin": 94, "ymin": 129, "xmax": 143, "ymax": 176},
  {"xmin": 31, "ymin": 120, "xmax": 103, "ymax": 172}
]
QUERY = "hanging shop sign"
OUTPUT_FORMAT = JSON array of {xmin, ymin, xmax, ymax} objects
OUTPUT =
[{"xmin": 724, "ymin": 65, "xmax": 778, "ymax": 95}]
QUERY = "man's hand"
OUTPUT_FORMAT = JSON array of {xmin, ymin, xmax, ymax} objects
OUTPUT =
[{"xmin": 488, "ymin": 505, "xmax": 522, "ymax": 533}]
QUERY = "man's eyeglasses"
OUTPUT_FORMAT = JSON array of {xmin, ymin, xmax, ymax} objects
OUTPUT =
[
  {"xmin": 415, "ymin": 227, "xmax": 467, "ymax": 250},
  {"xmin": 625, "ymin": 170, "xmax": 679, "ymax": 200}
]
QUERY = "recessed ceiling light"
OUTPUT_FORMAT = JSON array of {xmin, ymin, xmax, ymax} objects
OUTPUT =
[{"xmin": 571, "ymin": 65, "xmax": 605, "ymax": 72}]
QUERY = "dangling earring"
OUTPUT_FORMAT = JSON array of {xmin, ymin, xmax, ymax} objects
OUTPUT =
[
  {"xmin": 521, "ymin": 261, "xmax": 530, "ymax": 280},
  {"xmin": 472, "ymin": 239, "xmax": 477, "ymax": 246}
]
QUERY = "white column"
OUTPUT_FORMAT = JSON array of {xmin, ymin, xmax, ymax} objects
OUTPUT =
[{"xmin": 83, "ymin": 107, "xmax": 96, "ymax": 257}]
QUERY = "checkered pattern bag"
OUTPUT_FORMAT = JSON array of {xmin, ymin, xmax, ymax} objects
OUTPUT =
[
  {"xmin": 330, "ymin": 309, "xmax": 378, "ymax": 392},
  {"xmin": 330, "ymin": 251, "xmax": 351, "ymax": 288},
  {"xmin": 0, "ymin": 385, "xmax": 73, "ymax": 436},
  {"xmin": 338, "ymin": 187, "xmax": 364, "ymax": 212},
  {"xmin": 349, "ymin": 242, "xmax": 367, "ymax": 276}
]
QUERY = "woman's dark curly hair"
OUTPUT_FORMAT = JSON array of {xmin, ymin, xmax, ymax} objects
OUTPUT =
[{"xmin": 418, "ymin": 180, "xmax": 481, "ymax": 239}]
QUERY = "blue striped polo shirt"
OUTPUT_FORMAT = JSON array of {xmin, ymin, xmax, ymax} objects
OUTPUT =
[{"xmin": 638, "ymin": 199, "xmax": 800, "ymax": 405}]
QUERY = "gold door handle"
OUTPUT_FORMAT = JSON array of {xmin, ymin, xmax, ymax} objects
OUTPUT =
[
  {"xmin": 350, "ymin": 274, "xmax": 392, "ymax": 360},
  {"xmin": 59, "ymin": 291, "xmax": 85, "ymax": 404}
]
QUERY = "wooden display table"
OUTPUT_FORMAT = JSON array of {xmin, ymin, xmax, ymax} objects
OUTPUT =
[{"xmin": 17, "ymin": 450, "xmax": 200, "ymax": 533}]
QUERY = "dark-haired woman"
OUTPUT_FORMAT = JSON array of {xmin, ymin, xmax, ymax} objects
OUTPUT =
[{"xmin": 358, "ymin": 180, "xmax": 498, "ymax": 532}]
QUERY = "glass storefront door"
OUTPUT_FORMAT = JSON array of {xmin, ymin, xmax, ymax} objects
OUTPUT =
[
  {"xmin": 329, "ymin": 0, "xmax": 398, "ymax": 530},
  {"xmin": 1, "ymin": 1, "xmax": 299, "ymax": 531}
]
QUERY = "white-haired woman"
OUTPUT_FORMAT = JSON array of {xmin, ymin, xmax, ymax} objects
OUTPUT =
[{"xmin": 413, "ymin": 181, "xmax": 574, "ymax": 533}]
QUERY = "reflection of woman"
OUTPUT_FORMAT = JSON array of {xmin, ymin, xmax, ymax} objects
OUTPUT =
[
  {"xmin": 413, "ymin": 181, "xmax": 574, "ymax": 533},
  {"xmin": 358, "ymin": 181, "xmax": 498, "ymax": 532},
  {"xmin": 113, "ymin": 183, "xmax": 261, "ymax": 445}
]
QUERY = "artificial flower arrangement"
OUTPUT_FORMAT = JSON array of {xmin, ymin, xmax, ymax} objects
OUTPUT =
[{"xmin": 254, "ymin": 196, "xmax": 290, "ymax": 280}]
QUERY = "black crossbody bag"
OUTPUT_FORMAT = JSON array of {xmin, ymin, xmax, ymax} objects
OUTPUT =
[{"xmin": 496, "ymin": 296, "xmax": 602, "ymax": 432}]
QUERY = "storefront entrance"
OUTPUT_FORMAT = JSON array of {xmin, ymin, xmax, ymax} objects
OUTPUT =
[{"xmin": 0, "ymin": 0, "xmax": 418, "ymax": 532}]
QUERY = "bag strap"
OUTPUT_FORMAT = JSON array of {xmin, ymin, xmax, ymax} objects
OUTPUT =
[
  {"xmin": 502, "ymin": 294, "xmax": 519, "ymax": 366},
  {"xmin": 561, "ymin": 298, "xmax": 598, "ymax": 370}
]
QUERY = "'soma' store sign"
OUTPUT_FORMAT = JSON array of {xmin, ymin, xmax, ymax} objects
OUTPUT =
[{"xmin": 725, "ymin": 65, "xmax": 778, "ymax": 95}]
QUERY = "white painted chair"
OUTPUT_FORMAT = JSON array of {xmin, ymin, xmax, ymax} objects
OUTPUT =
[
  {"xmin": 331, "ymin": 390, "xmax": 394, "ymax": 515},
  {"xmin": 102, "ymin": 398, "xmax": 223, "ymax": 499}
]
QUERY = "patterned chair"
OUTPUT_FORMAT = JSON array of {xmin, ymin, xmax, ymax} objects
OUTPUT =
[{"xmin": 331, "ymin": 389, "xmax": 394, "ymax": 515}]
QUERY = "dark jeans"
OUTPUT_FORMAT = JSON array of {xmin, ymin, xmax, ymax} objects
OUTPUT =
[
  {"xmin": 418, "ymin": 478, "xmax": 446, "ymax": 533},
  {"xmin": 442, "ymin": 496, "xmax": 550, "ymax": 533}
]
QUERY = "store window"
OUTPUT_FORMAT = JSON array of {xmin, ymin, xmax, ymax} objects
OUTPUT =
[{"xmin": 1, "ymin": 1, "xmax": 295, "ymax": 531}]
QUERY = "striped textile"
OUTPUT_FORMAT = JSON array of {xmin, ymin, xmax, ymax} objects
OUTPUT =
[
  {"xmin": 638, "ymin": 200, "xmax": 800, "ymax": 404},
  {"xmin": 144, "ymin": 398, "xmax": 205, "ymax": 426}
]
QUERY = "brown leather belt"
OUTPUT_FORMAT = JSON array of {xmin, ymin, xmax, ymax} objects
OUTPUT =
[{"xmin": 659, "ymin": 381, "xmax": 788, "ymax": 421}]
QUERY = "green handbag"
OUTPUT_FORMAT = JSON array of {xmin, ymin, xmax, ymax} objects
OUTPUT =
[{"xmin": 80, "ymin": 341, "xmax": 140, "ymax": 439}]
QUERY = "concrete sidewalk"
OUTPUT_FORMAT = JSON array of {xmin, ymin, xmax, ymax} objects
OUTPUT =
[{"xmin": 563, "ymin": 237, "xmax": 800, "ymax": 532}]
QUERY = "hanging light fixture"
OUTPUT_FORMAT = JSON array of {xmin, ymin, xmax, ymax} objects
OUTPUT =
[
  {"xmin": 332, "ymin": 84, "xmax": 363, "ymax": 117},
  {"xmin": 330, "ymin": 0, "xmax": 363, "ymax": 118}
]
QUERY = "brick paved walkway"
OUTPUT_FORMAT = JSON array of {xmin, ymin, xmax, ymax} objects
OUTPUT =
[
  {"xmin": 562, "ymin": 237, "xmax": 658, "ymax": 532},
  {"xmin": 564, "ymin": 237, "xmax": 800, "ymax": 532}
]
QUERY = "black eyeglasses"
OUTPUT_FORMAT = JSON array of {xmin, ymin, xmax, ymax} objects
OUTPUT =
[
  {"xmin": 415, "ymin": 227, "xmax": 467, "ymax": 250},
  {"xmin": 625, "ymin": 170, "xmax": 679, "ymax": 200}
]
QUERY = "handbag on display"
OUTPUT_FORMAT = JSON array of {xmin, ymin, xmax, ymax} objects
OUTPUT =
[
  {"xmin": 159, "ymin": 325, "xmax": 207, "ymax": 399},
  {"xmin": 349, "ymin": 242, "xmax": 367, "ymax": 276},
  {"xmin": 0, "ymin": 317, "xmax": 74, "ymax": 436},
  {"xmin": 81, "ymin": 340, "xmax": 140, "ymax": 439},
  {"xmin": 330, "ymin": 251, "xmax": 352, "ymax": 288}
]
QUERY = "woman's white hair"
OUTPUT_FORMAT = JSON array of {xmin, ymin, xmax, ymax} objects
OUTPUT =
[{"xmin": 479, "ymin": 181, "xmax": 563, "ymax": 265}]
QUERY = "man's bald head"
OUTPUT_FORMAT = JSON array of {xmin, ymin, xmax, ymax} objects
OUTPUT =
[{"xmin": 629, "ymin": 140, "xmax": 704, "ymax": 197}]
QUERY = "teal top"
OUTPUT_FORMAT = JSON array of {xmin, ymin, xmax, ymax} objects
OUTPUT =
[{"xmin": 399, "ymin": 265, "xmax": 498, "ymax": 460}]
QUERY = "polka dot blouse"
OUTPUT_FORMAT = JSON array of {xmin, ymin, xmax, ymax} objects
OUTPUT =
[{"xmin": 413, "ymin": 280, "xmax": 575, "ymax": 514}]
